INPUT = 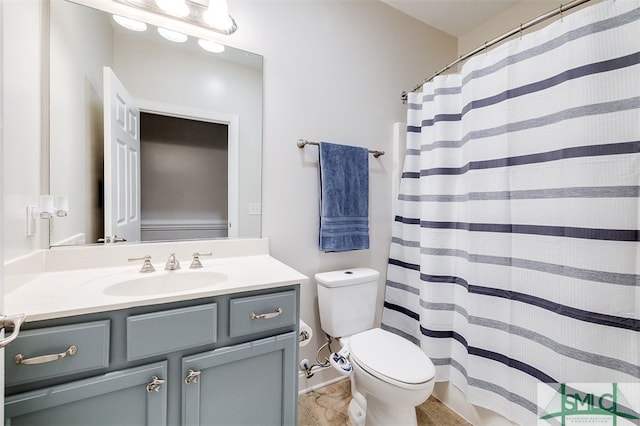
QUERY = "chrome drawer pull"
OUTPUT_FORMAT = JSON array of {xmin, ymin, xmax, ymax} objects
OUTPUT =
[
  {"xmin": 14, "ymin": 345, "xmax": 78, "ymax": 365},
  {"xmin": 146, "ymin": 376, "xmax": 166, "ymax": 393},
  {"xmin": 249, "ymin": 307, "xmax": 283, "ymax": 320},
  {"xmin": 184, "ymin": 369, "xmax": 202, "ymax": 384}
]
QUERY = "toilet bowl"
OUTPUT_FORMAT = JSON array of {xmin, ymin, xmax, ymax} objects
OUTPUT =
[
  {"xmin": 315, "ymin": 268, "xmax": 435, "ymax": 426},
  {"xmin": 347, "ymin": 328, "xmax": 435, "ymax": 426}
]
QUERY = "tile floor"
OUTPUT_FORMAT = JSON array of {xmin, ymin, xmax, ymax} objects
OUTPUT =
[{"xmin": 298, "ymin": 379, "xmax": 471, "ymax": 426}]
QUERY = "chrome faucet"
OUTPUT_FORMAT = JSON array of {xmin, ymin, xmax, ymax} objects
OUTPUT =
[{"xmin": 165, "ymin": 253, "xmax": 181, "ymax": 271}]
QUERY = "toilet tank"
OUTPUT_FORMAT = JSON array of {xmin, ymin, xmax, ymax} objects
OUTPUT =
[{"xmin": 316, "ymin": 268, "xmax": 380, "ymax": 338}]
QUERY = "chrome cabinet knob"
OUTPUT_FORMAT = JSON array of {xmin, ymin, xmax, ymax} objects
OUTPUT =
[
  {"xmin": 184, "ymin": 369, "xmax": 202, "ymax": 384},
  {"xmin": 146, "ymin": 376, "xmax": 166, "ymax": 393}
]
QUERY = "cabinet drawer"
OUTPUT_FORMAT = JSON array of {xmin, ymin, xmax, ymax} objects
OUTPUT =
[
  {"xmin": 127, "ymin": 303, "xmax": 217, "ymax": 361},
  {"xmin": 229, "ymin": 290, "xmax": 297, "ymax": 337},
  {"xmin": 5, "ymin": 320, "xmax": 110, "ymax": 387}
]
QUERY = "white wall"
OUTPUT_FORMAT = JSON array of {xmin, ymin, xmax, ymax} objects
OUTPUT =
[
  {"xmin": 3, "ymin": 0, "xmax": 47, "ymax": 260},
  {"xmin": 49, "ymin": 0, "xmax": 112, "ymax": 246}
]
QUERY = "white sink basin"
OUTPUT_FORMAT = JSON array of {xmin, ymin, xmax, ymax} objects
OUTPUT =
[{"xmin": 84, "ymin": 270, "xmax": 229, "ymax": 297}]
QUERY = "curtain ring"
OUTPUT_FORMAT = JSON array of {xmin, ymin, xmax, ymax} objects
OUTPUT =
[
  {"xmin": 559, "ymin": 4, "xmax": 564, "ymax": 22},
  {"xmin": 519, "ymin": 23, "xmax": 523, "ymax": 39}
]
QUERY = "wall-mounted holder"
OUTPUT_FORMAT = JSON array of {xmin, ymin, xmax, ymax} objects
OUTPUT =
[{"xmin": 26, "ymin": 195, "xmax": 70, "ymax": 237}]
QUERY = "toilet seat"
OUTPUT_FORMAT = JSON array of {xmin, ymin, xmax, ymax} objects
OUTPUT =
[{"xmin": 349, "ymin": 328, "xmax": 435, "ymax": 389}]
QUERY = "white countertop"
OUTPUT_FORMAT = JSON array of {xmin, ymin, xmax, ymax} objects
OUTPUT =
[{"xmin": 4, "ymin": 239, "xmax": 308, "ymax": 322}]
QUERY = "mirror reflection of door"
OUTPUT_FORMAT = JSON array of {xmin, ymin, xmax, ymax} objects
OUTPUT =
[
  {"xmin": 139, "ymin": 112, "xmax": 229, "ymax": 241},
  {"xmin": 103, "ymin": 66, "xmax": 141, "ymax": 243}
]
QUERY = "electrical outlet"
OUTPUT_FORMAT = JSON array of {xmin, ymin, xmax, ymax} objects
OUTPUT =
[{"xmin": 248, "ymin": 203, "xmax": 262, "ymax": 215}]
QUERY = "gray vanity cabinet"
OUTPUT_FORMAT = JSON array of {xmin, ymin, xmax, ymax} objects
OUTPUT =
[
  {"xmin": 4, "ymin": 285, "xmax": 300, "ymax": 426},
  {"xmin": 4, "ymin": 362, "xmax": 168, "ymax": 426},
  {"xmin": 182, "ymin": 332, "xmax": 297, "ymax": 426}
]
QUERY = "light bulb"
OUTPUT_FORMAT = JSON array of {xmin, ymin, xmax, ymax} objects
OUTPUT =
[
  {"xmin": 113, "ymin": 15, "xmax": 148, "ymax": 32},
  {"xmin": 155, "ymin": 0, "xmax": 190, "ymax": 18},
  {"xmin": 198, "ymin": 39, "xmax": 225, "ymax": 53},
  {"xmin": 157, "ymin": 27, "xmax": 188, "ymax": 43},
  {"xmin": 203, "ymin": 0, "xmax": 233, "ymax": 31}
]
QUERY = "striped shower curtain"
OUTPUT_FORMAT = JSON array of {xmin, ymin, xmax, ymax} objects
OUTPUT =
[{"xmin": 382, "ymin": 1, "xmax": 640, "ymax": 424}]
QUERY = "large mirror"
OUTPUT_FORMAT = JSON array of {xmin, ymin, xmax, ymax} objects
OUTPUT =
[{"xmin": 48, "ymin": 0, "xmax": 263, "ymax": 246}]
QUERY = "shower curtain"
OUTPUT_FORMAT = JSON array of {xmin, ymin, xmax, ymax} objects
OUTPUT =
[{"xmin": 382, "ymin": 1, "xmax": 640, "ymax": 424}]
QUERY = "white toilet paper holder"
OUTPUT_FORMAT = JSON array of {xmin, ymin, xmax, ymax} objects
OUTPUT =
[
  {"xmin": 299, "ymin": 330, "xmax": 310, "ymax": 343},
  {"xmin": 299, "ymin": 319, "xmax": 313, "ymax": 347}
]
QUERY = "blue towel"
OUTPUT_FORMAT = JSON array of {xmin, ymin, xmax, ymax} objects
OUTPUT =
[{"xmin": 318, "ymin": 141, "xmax": 369, "ymax": 252}]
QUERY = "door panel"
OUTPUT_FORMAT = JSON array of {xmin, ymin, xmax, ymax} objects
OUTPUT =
[
  {"xmin": 182, "ymin": 332, "xmax": 297, "ymax": 426},
  {"xmin": 5, "ymin": 362, "xmax": 167, "ymax": 426},
  {"xmin": 103, "ymin": 67, "xmax": 140, "ymax": 243}
]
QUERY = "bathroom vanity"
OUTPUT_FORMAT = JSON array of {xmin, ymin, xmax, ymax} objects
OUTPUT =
[{"xmin": 3, "ymin": 239, "xmax": 305, "ymax": 426}]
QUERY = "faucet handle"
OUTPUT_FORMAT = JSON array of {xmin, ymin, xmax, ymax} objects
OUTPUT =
[
  {"xmin": 128, "ymin": 255, "xmax": 155, "ymax": 273},
  {"xmin": 190, "ymin": 252, "xmax": 213, "ymax": 269},
  {"xmin": 165, "ymin": 253, "xmax": 181, "ymax": 271}
]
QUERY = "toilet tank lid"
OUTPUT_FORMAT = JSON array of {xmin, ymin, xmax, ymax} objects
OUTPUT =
[{"xmin": 315, "ymin": 268, "xmax": 380, "ymax": 287}]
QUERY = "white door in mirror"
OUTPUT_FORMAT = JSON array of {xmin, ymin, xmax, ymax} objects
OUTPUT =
[{"xmin": 103, "ymin": 67, "xmax": 141, "ymax": 243}]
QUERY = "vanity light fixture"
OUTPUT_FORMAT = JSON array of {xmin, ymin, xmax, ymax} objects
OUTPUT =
[
  {"xmin": 113, "ymin": 14, "xmax": 148, "ymax": 31},
  {"xmin": 115, "ymin": 0, "xmax": 238, "ymax": 35},
  {"xmin": 155, "ymin": 0, "xmax": 189, "ymax": 18},
  {"xmin": 198, "ymin": 38, "xmax": 225, "ymax": 53},
  {"xmin": 202, "ymin": 0, "xmax": 234, "ymax": 32},
  {"xmin": 157, "ymin": 27, "xmax": 188, "ymax": 42}
]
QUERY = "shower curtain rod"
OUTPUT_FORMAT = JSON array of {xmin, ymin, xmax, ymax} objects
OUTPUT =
[
  {"xmin": 403, "ymin": 0, "xmax": 593, "ymax": 100},
  {"xmin": 297, "ymin": 139, "xmax": 385, "ymax": 158}
]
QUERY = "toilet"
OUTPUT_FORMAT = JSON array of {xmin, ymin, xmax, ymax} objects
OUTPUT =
[{"xmin": 316, "ymin": 268, "xmax": 435, "ymax": 426}]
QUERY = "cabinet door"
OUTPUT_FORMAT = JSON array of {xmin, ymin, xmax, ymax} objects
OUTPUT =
[
  {"xmin": 182, "ymin": 332, "xmax": 297, "ymax": 426},
  {"xmin": 5, "ymin": 362, "xmax": 168, "ymax": 426}
]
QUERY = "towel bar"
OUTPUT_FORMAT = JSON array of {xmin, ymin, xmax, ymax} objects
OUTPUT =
[{"xmin": 297, "ymin": 139, "xmax": 385, "ymax": 158}]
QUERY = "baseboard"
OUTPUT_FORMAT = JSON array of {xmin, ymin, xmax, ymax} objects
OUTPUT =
[
  {"xmin": 433, "ymin": 382, "xmax": 516, "ymax": 425},
  {"xmin": 298, "ymin": 365, "xmax": 348, "ymax": 395}
]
